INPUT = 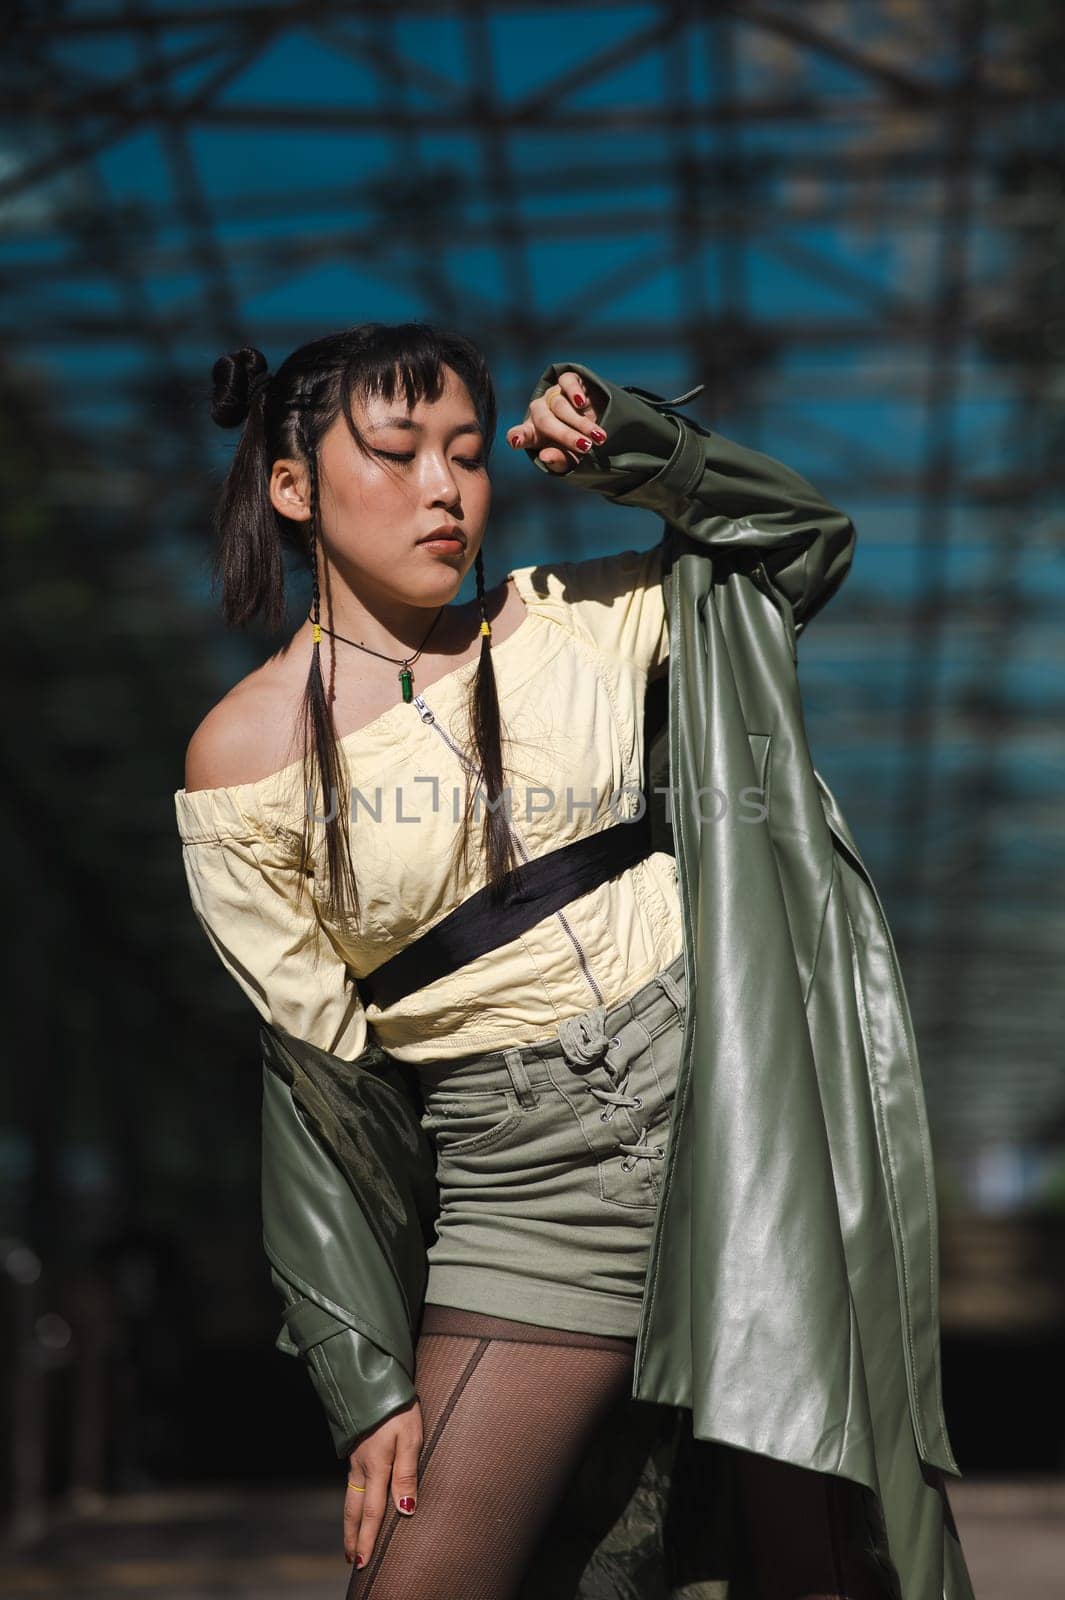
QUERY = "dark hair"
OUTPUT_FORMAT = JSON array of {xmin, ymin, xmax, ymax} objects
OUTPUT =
[{"xmin": 208, "ymin": 320, "xmax": 519, "ymax": 930}]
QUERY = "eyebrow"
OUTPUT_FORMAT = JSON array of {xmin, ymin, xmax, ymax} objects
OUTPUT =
[{"xmin": 367, "ymin": 417, "xmax": 484, "ymax": 440}]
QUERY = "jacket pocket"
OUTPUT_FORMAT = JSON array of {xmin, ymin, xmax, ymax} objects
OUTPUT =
[{"xmin": 421, "ymin": 1088, "xmax": 524, "ymax": 1155}]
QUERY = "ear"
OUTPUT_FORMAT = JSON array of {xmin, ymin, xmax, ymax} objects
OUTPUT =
[{"xmin": 269, "ymin": 456, "xmax": 312, "ymax": 522}]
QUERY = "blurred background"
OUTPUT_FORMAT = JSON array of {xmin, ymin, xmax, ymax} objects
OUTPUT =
[{"xmin": 2, "ymin": 1, "xmax": 1063, "ymax": 1594}]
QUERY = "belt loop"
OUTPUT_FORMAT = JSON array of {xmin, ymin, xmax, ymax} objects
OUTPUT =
[
  {"xmin": 503, "ymin": 1047, "xmax": 540, "ymax": 1109},
  {"xmin": 653, "ymin": 962, "xmax": 685, "ymax": 1021}
]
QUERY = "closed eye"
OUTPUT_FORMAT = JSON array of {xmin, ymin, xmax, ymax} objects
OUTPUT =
[{"xmin": 373, "ymin": 449, "xmax": 484, "ymax": 470}]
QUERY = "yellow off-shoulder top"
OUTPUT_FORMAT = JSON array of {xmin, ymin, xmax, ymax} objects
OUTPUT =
[{"xmin": 173, "ymin": 543, "xmax": 683, "ymax": 1065}]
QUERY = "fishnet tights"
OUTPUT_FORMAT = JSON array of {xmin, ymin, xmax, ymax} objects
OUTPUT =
[
  {"xmin": 345, "ymin": 1304, "xmax": 635, "ymax": 1600},
  {"xmin": 344, "ymin": 1304, "xmax": 894, "ymax": 1600}
]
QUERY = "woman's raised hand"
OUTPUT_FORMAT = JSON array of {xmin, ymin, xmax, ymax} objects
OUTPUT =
[
  {"xmin": 506, "ymin": 368, "xmax": 609, "ymax": 474},
  {"xmin": 344, "ymin": 1396, "xmax": 423, "ymax": 1572}
]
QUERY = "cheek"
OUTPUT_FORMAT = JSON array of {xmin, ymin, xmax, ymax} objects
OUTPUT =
[
  {"xmin": 333, "ymin": 463, "xmax": 409, "ymax": 527},
  {"xmin": 471, "ymin": 473, "xmax": 492, "ymax": 519}
]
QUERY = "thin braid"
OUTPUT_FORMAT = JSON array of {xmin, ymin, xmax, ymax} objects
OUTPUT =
[
  {"xmin": 305, "ymin": 429, "xmax": 322, "ymax": 646},
  {"xmin": 294, "ymin": 419, "xmax": 358, "ymax": 925},
  {"xmin": 475, "ymin": 545, "xmax": 489, "ymax": 633}
]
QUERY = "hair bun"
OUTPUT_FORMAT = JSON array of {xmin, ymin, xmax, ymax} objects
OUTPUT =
[{"xmin": 210, "ymin": 346, "xmax": 269, "ymax": 428}]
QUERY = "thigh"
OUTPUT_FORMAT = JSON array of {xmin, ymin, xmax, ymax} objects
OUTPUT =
[{"xmin": 347, "ymin": 1309, "xmax": 636, "ymax": 1600}]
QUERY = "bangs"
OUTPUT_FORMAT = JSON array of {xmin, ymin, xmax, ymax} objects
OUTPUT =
[{"xmin": 339, "ymin": 322, "xmax": 495, "ymax": 454}]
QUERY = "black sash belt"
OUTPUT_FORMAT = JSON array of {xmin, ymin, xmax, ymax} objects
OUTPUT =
[{"xmin": 358, "ymin": 813, "xmax": 654, "ymax": 1013}]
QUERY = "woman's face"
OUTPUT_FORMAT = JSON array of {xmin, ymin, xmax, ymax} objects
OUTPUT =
[{"xmin": 278, "ymin": 362, "xmax": 492, "ymax": 614}]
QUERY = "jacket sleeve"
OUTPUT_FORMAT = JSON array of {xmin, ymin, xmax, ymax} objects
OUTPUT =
[
  {"xmin": 524, "ymin": 359, "xmax": 856, "ymax": 639},
  {"xmin": 175, "ymin": 796, "xmax": 435, "ymax": 1458},
  {"xmin": 261, "ymin": 1024, "xmax": 439, "ymax": 1462}
]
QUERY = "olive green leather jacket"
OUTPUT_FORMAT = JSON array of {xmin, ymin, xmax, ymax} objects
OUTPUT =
[{"xmin": 259, "ymin": 365, "xmax": 975, "ymax": 1599}]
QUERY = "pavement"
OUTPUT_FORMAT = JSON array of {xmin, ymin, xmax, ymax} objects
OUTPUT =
[{"xmin": 0, "ymin": 1475, "xmax": 1059, "ymax": 1597}]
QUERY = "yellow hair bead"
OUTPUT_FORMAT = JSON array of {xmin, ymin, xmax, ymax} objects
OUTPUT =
[
  {"xmin": 313, "ymin": 621, "xmax": 322, "ymax": 645},
  {"xmin": 480, "ymin": 619, "xmax": 491, "ymax": 637}
]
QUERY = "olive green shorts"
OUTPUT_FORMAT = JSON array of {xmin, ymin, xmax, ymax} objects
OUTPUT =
[{"xmin": 416, "ymin": 950, "xmax": 687, "ymax": 1339}]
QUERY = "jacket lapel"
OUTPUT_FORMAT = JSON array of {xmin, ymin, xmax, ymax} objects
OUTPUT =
[{"xmin": 636, "ymin": 523, "xmax": 972, "ymax": 1597}]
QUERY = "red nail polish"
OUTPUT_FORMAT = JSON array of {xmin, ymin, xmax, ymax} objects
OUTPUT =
[
  {"xmin": 356, "ymin": 1554, "xmax": 365, "ymax": 1568},
  {"xmin": 576, "ymin": 438, "xmax": 591, "ymax": 451},
  {"xmin": 399, "ymin": 1496, "xmax": 415, "ymax": 1513},
  {"xmin": 590, "ymin": 428, "xmax": 606, "ymax": 442},
  {"xmin": 574, "ymin": 392, "xmax": 586, "ymax": 407}
]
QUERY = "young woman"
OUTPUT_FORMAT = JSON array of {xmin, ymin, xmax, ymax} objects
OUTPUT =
[{"xmin": 175, "ymin": 322, "xmax": 973, "ymax": 1600}]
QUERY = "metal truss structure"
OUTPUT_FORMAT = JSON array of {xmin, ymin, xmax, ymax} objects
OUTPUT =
[{"xmin": 5, "ymin": 2, "xmax": 1064, "ymax": 1292}]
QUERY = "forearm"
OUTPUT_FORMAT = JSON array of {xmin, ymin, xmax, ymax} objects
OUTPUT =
[{"xmin": 525, "ymin": 358, "xmax": 856, "ymax": 631}]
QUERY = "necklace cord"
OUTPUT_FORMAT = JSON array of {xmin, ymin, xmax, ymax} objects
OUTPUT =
[
  {"xmin": 314, "ymin": 605, "xmax": 445, "ymax": 666},
  {"xmin": 307, "ymin": 553, "xmax": 494, "ymax": 705},
  {"xmin": 310, "ymin": 605, "xmax": 448, "ymax": 704}
]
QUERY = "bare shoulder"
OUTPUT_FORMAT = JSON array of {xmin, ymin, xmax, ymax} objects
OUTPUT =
[{"xmin": 184, "ymin": 659, "xmax": 304, "ymax": 793}]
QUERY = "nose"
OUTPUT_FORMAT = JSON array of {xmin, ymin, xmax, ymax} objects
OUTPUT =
[
  {"xmin": 427, "ymin": 482, "xmax": 462, "ymax": 521},
  {"xmin": 421, "ymin": 451, "xmax": 463, "ymax": 504}
]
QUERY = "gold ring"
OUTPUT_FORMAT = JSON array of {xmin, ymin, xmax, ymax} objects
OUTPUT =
[
  {"xmin": 542, "ymin": 382, "xmax": 564, "ymax": 417},
  {"xmin": 347, "ymin": 1481, "xmax": 365, "ymax": 1492}
]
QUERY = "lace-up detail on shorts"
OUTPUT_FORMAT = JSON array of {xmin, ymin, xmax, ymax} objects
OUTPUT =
[{"xmin": 557, "ymin": 1010, "xmax": 665, "ymax": 1174}]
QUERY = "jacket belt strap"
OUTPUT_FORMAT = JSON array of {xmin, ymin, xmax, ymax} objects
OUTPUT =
[{"xmin": 359, "ymin": 815, "xmax": 654, "ymax": 1012}]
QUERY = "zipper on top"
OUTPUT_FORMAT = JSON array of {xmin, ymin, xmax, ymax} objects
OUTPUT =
[{"xmin": 411, "ymin": 693, "xmax": 605, "ymax": 1005}]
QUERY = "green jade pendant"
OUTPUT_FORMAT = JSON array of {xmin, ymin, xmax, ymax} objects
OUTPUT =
[{"xmin": 399, "ymin": 665, "xmax": 414, "ymax": 703}]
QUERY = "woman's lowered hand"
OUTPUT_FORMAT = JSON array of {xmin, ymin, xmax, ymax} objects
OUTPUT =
[{"xmin": 344, "ymin": 1396, "xmax": 422, "ymax": 1572}]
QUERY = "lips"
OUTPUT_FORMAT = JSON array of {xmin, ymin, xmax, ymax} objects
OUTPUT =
[{"xmin": 418, "ymin": 527, "xmax": 465, "ymax": 548}]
